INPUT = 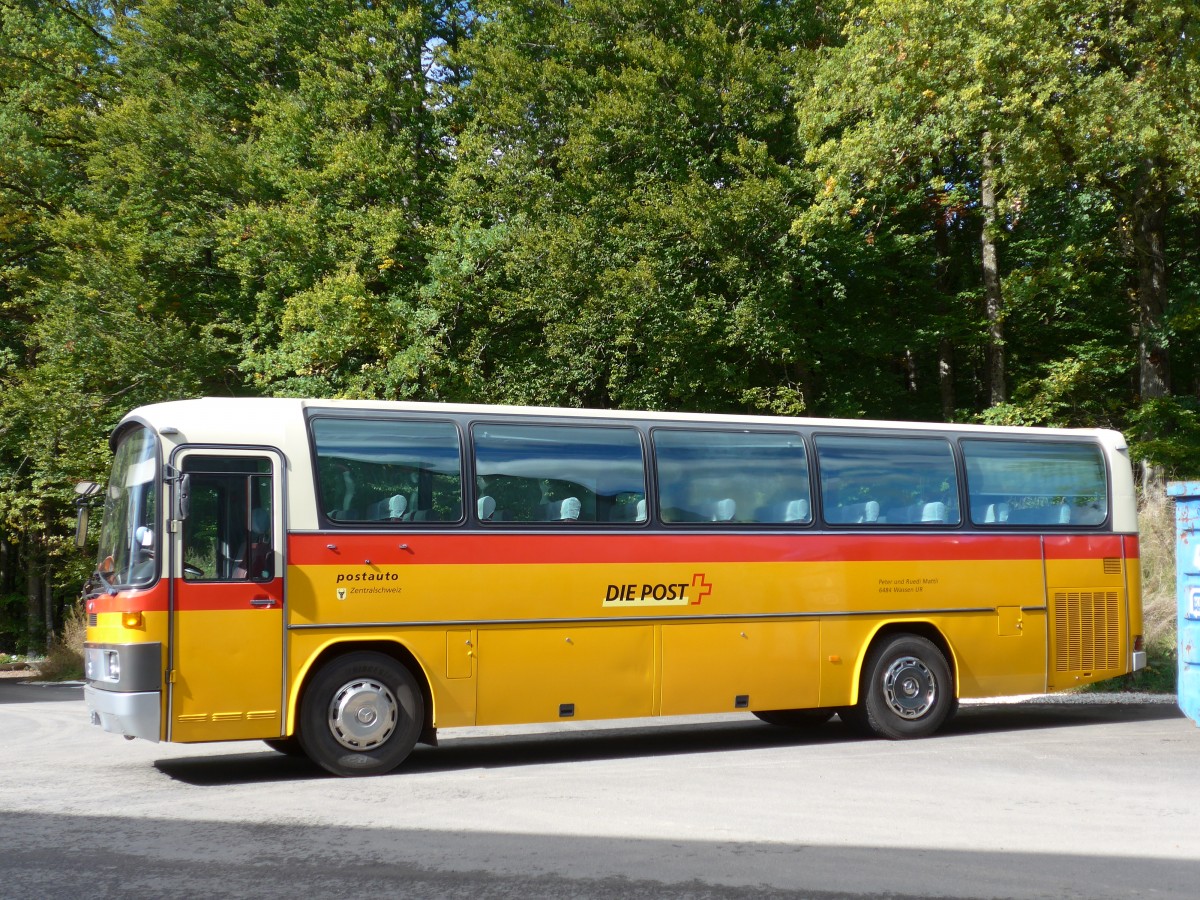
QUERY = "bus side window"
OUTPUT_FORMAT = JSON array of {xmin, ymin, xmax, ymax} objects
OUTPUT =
[
  {"xmin": 472, "ymin": 424, "xmax": 646, "ymax": 525},
  {"xmin": 311, "ymin": 417, "xmax": 464, "ymax": 525},
  {"xmin": 962, "ymin": 439, "xmax": 1107, "ymax": 527},
  {"xmin": 653, "ymin": 429, "xmax": 810, "ymax": 526},
  {"xmin": 815, "ymin": 434, "xmax": 960, "ymax": 527}
]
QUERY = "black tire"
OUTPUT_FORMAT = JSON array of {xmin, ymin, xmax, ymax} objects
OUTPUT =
[
  {"xmin": 263, "ymin": 736, "xmax": 306, "ymax": 757},
  {"xmin": 857, "ymin": 634, "xmax": 954, "ymax": 740},
  {"xmin": 753, "ymin": 709, "xmax": 835, "ymax": 728},
  {"xmin": 297, "ymin": 652, "xmax": 424, "ymax": 777}
]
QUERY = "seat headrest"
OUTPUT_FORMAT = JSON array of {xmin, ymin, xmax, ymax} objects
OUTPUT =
[
  {"xmin": 251, "ymin": 507, "xmax": 271, "ymax": 535},
  {"xmin": 713, "ymin": 498, "xmax": 736, "ymax": 521}
]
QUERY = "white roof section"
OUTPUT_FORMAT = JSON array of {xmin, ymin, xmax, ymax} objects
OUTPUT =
[{"xmin": 119, "ymin": 396, "xmax": 1128, "ymax": 446}]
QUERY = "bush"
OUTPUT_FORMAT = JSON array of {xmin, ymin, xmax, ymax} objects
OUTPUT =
[
  {"xmin": 33, "ymin": 601, "xmax": 86, "ymax": 681},
  {"xmin": 1085, "ymin": 491, "xmax": 1177, "ymax": 694},
  {"xmin": 1138, "ymin": 490, "xmax": 1177, "ymax": 646}
]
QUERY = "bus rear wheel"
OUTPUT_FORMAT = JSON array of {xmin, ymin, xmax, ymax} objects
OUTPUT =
[
  {"xmin": 856, "ymin": 634, "xmax": 953, "ymax": 740},
  {"xmin": 298, "ymin": 652, "xmax": 424, "ymax": 777}
]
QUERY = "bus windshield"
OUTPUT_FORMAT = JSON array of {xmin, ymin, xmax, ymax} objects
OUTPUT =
[{"xmin": 94, "ymin": 425, "xmax": 159, "ymax": 589}]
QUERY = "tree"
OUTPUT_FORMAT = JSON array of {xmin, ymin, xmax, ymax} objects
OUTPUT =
[
  {"xmin": 796, "ymin": 0, "xmax": 1200, "ymax": 460},
  {"xmin": 0, "ymin": 0, "xmax": 119, "ymax": 650},
  {"xmin": 428, "ymin": 0, "xmax": 894, "ymax": 415},
  {"xmin": 218, "ymin": 0, "xmax": 467, "ymax": 399}
]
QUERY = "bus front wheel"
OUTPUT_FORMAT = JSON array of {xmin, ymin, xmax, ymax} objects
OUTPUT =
[
  {"xmin": 298, "ymin": 652, "xmax": 424, "ymax": 777},
  {"xmin": 856, "ymin": 634, "xmax": 953, "ymax": 740}
]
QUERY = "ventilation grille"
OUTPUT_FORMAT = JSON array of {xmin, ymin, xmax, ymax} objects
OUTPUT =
[
  {"xmin": 1053, "ymin": 591, "xmax": 1120, "ymax": 672},
  {"xmin": 88, "ymin": 613, "xmax": 98, "ymax": 627},
  {"xmin": 1102, "ymin": 558, "xmax": 1122, "ymax": 575}
]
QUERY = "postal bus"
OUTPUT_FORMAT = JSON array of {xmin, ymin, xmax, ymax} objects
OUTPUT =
[{"xmin": 82, "ymin": 398, "xmax": 1145, "ymax": 776}]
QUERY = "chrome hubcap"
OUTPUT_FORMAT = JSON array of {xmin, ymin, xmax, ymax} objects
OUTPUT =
[
  {"xmin": 882, "ymin": 656, "xmax": 935, "ymax": 719},
  {"xmin": 328, "ymin": 678, "xmax": 398, "ymax": 750}
]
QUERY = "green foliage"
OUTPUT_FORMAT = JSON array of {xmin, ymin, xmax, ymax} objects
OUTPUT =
[
  {"xmin": 1083, "ymin": 636, "xmax": 1177, "ymax": 695},
  {"xmin": 982, "ymin": 342, "xmax": 1131, "ymax": 428},
  {"xmin": 1127, "ymin": 398, "xmax": 1200, "ymax": 478},
  {"xmin": 33, "ymin": 599, "xmax": 85, "ymax": 681},
  {"xmin": 0, "ymin": 594, "xmax": 28, "ymax": 655},
  {"xmin": 1, "ymin": 0, "xmax": 1200, "ymax": 650}
]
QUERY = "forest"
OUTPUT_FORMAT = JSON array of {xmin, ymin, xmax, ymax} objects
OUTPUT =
[{"xmin": 2, "ymin": 0, "xmax": 1198, "ymax": 652}]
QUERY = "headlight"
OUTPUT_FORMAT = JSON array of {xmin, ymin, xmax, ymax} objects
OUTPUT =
[
  {"xmin": 105, "ymin": 650, "xmax": 121, "ymax": 682},
  {"xmin": 86, "ymin": 648, "xmax": 122, "ymax": 684}
]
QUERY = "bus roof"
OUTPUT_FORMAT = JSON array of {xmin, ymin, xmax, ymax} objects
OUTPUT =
[{"xmin": 115, "ymin": 397, "xmax": 1128, "ymax": 450}]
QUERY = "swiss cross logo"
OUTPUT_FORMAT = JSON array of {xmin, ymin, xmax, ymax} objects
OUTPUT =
[{"xmin": 690, "ymin": 573, "xmax": 713, "ymax": 605}]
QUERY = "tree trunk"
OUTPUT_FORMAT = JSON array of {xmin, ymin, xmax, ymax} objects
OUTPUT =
[
  {"xmin": 0, "ymin": 536, "xmax": 10, "ymax": 596},
  {"xmin": 980, "ymin": 137, "xmax": 1006, "ymax": 406},
  {"xmin": 43, "ymin": 576, "xmax": 54, "ymax": 649},
  {"xmin": 930, "ymin": 183, "xmax": 957, "ymax": 420},
  {"xmin": 26, "ymin": 568, "xmax": 41, "ymax": 654},
  {"xmin": 1131, "ymin": 173, "xmax": 1170, "ymax": 489},
  {"xmin": 1134, "ymin": 190, "xmax": 1169, "ymax": 402}
]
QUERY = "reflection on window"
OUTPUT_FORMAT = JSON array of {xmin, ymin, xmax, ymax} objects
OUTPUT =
[
  {"xmin": 654, "ymin": 430, "xmax": 811, "ymax": 525},
  {"xmin": 816, "ymin": 434, "xmax": 960, "ymax": 526},
  {"xmin": 96, "ymin": 426, "xmax": 159, "ymax": 588},
  {"xmin": 312, "ymin": 418, "xmax": 463, "ymax": 524},
  {"xmin": 472, "ymin": 423, "xmax": 646, "ymax": 524},
  {"xmin": 963, "ymin": 439, "xmax": 1107, "ymax": 526},
  {"xmin": 181, "ymin": 456, "xmax": 274, "ymax": 582}
]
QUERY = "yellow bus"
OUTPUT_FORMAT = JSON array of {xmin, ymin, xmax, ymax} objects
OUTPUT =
[{"xmin": 82, "ymin": 398, "xmax": 1144, "ymax": 776}]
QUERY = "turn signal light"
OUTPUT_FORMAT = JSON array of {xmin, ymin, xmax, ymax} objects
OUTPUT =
[
  {"xmin": 122, "ymin": 611, "xmax": 144, "ymax": 630},
  {"xmin": 1133, "ymin": 634, "xmax": 1144, "ymax": 652}
]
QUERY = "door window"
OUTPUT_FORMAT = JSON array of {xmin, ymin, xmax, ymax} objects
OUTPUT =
[{"xmin": 181, "ymin": 456, "xmax": 274, "ymax": 581}]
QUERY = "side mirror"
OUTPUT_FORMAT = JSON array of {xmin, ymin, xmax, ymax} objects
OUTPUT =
[
  {"xmin": 73, "ymin": 481, "xmax": 102, "ymax": 550},
  {"xmin": 74, "ymin": 504, "xmax": 90, "ymax": 550}
]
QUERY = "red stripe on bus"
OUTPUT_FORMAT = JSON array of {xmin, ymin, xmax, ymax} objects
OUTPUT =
[
  {"xmin": 87, "ymin": 580, "xmax": 284, "ymax": 614},
  {"xmin": 1042, "ymin": 534, "xmax": 1124, "ymax": 559},
  {"xmin": 288, "ymin": 531, "xmax": 1057, "ymax": 566},
  {"xmin": 86, "ymin": 582, "xmax": 170, "ymax": 615}
]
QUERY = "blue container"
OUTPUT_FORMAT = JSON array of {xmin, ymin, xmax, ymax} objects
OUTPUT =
[{"xmin": 1167, "ymin": 481, "xmax": 1200, "ymax": 726}]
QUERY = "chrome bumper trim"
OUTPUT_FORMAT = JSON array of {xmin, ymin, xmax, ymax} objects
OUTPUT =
[{"xmin": 85, "ymin": 685, "xmax": 161, "ymax": 742}]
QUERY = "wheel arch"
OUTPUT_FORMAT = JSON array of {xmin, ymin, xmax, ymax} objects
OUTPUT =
[
  {"xmin": 287, "ymin": 638, "xmax": 435, "ymax": 743},
  {"xmin": 850, "ymin": 621, "xmax": 958, "ymax": 706}
]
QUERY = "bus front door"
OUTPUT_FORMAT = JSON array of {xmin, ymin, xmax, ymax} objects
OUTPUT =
[{"xmin": 168, "ymin": 448, "xmax": 287, "ymax": 743}]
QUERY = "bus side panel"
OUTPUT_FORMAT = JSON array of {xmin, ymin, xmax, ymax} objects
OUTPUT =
[
  {"xmin": 941, "ymin": 611, "xmax": 1048, "ymax": 697},
  {"xmin": 659, "ymin": 620, "xmax": 819, "ymax": 715},
  {"xmin": 1124, "ymin": 535, "xmax": 1144, "ymax": 651},
  {"xmin": 1044, "ymin": 535, "xmax": 1131, "ymax": 690},
  {"xmin": 475, "ymin": 625, "xmax": 654, "ymax": 725}
]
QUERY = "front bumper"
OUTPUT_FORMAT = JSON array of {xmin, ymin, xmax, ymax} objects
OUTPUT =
[{"xmin": 85, "ymin": 685, "xmax": 161, "ymax": 742}]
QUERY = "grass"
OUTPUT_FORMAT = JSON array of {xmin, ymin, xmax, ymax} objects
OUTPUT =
[
  {"xmin": 1086, "ymin": 490, "xmax": 1177, "ymax": 694},
  {"xmin": 32, "ymin": 601, "xmax": 86, "ymax": 681}
]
